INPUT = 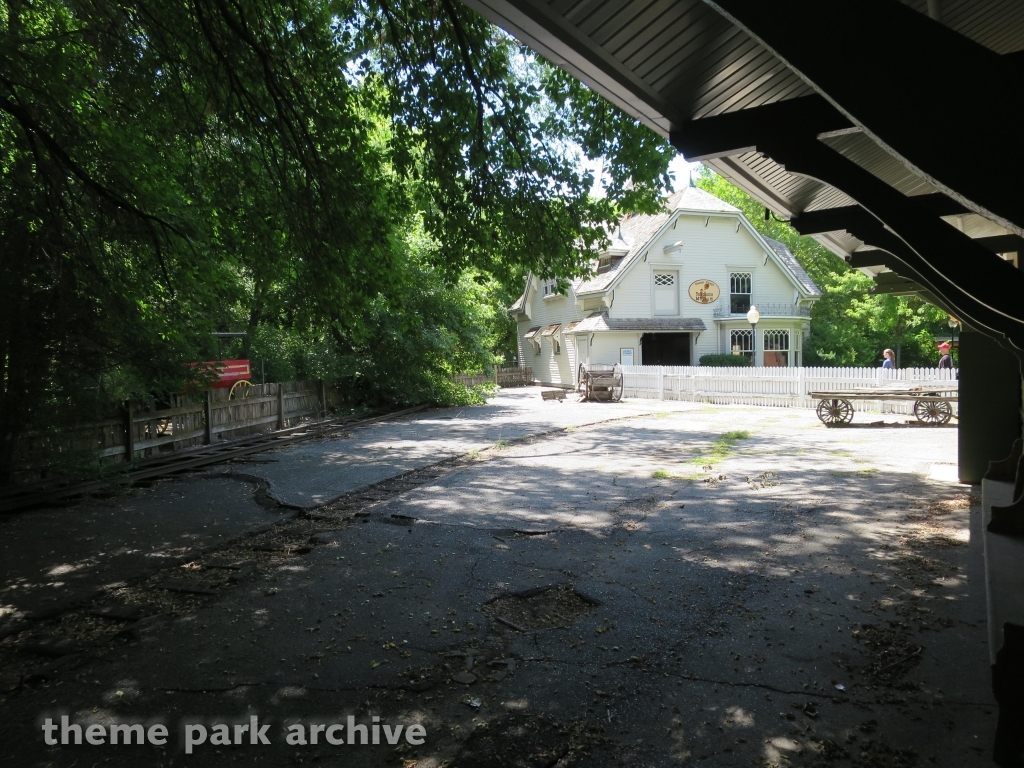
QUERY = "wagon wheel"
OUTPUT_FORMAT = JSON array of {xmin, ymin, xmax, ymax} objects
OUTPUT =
[
  {"xmin": 228, "ymin": 379, "xmax": 253, "ymax": 399},
  {"xmin": 816, "ymin": 398, "xmax": 854, "ymax": 426},
  {"xmin": 913, "ymin": 399, "xmax": 952, "ymax": 425},
  {"xmin": 585, "ymin": 377, "xmax": 595, "ymax": 402},
  {"xmin": 577, "ymin": 363, "xmax": 589, "ymax": 397},
  {"xmin": 610, "ymin": 371, "xmax": 624, "ymax": 402}
]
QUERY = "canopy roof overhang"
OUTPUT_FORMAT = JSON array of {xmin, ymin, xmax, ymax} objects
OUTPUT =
[{"xmin": 460, "ymin": 0, "xmax": 1024, "ymax": 354}]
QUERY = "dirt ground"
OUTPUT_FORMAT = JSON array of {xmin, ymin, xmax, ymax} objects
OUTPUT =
[{"xmin": 0, "ymin": 390, "xmax": 993, "ymax": 767}]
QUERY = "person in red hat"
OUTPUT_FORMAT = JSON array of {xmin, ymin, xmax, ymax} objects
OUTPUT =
[{"xmin": 937, "ymin": 341, "xmax": 953, "ymax": 370}]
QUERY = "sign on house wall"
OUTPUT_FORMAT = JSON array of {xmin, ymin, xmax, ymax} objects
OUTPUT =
[
  {"xmin": 620, "ymin": 348, "xmax": 634, "ymax": 366},
  {"xmin": 688, "ymin": 280, "xmax": 720, "ymax": 304}
]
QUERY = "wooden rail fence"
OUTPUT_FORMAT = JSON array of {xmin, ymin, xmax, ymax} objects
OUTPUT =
[
  {"xmin": 454, "ymin": 366, "xmax": 533, "ymax": 388},
  {"xmin": 11, "ymin": 380, "xmax": 337, "ymax": 484}
]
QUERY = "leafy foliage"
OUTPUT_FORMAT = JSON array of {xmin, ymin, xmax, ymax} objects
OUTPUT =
[{"xmin": 0, "ymin": 0, "xmax": 675, "ymax": 480}]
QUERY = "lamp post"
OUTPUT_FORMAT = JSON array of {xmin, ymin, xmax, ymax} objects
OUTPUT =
[{"xmin": 746, "ymin": 305, "xmax": 760, "ymax": 366}]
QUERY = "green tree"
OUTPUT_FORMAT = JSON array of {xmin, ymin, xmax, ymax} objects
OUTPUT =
[{"xmin": 0, "ymin": 0, "xmax": 676, "ymax": 480}]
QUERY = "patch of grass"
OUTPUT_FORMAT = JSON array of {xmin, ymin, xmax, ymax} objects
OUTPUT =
[
  {"xmin": 830, "ymin": 468, "xmax": 878, "ymax": 478},
  {"xmin": 689, "ymin": 430, "xmax": 752, "ymax": 466},
  {"xmin": 721, "ymin": 430, "xmax": 750, "ymax": 440},
  {"xmin": 494, "ymin": 440, "xmax": 511, "ymax": 449},
  {"xmin": 651, "ymin": 468, "xmax": 700, "ymax": 481}
]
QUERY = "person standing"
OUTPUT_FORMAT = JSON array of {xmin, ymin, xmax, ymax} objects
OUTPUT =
[
  {"xmin": 937, "ymin": 341, "xmax": 953, "ymax": 370},
  {"xmin": 882, "ymin": 348, "xmax": 895, "ymax": 369}
]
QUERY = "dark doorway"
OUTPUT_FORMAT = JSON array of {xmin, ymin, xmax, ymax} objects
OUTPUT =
[{"xmin": 641, "ymin": 333, "xmax": 691, "ymax": 366}]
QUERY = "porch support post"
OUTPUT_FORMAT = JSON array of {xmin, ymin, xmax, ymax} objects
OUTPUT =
[{"xmin": 958, "ymin": 328, "xmax": 1022, "ymax": 483}]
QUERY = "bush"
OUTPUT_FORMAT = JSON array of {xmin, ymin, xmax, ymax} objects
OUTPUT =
[{"xmin": 699, "ymin": 354, "xmax": 751, "ymax": 367}]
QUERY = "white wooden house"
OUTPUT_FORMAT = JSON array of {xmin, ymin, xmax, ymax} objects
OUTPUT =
[{"xmin": 509, "ymin": 187, "xmax": 822, "ymax": 386}]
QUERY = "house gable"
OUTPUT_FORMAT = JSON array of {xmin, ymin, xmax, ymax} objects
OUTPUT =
[{"xmin": 587, "ymin": 208, "xmax": 816, "ymax": 307}]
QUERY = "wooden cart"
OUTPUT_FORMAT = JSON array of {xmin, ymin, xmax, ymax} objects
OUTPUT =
[
  {"xmin": 577, "ymin": 363, "xmax": 624, "ymax": 403},
  {"xmin": 810, "ymin": 384, "xmax": 958, "ymax": 426}
]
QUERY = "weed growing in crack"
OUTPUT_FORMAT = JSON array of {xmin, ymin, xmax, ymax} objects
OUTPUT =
[{"xmin": 688, "ymin": 430, "xmax": 751, "ymax": 466}]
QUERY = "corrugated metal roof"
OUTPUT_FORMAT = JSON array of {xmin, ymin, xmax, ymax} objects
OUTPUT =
[{"xmin": 570, "ymin": 312, "xmax": 707, "ymax": 333}]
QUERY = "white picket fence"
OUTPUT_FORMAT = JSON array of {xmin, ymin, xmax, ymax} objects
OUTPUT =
[{"xmin": 621, "ymin": 366, "xmax": 958, "ymax": 415}]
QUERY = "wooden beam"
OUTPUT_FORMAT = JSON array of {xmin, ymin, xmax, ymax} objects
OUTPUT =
[
  {"xmin": 792, "ymin": 195, "xmax": 975, "ymax": 236},
  {"xmin": 909, "ymin": 192, "xmax": 971, "ymax": 218},
  {"xmin": 976, "ymin": 235, "xmax": 1024, "ymax": 255},
  {"xmin": 848, "ymin": 252, "xmax": 892, "ymax": 270},
  {"xmin": 796, "ymin": 206, "xmax": 1024, "ymax": 260},
  {"xmin": 791, "ymin": 205, "xmax": 876, "ymax": 236},
  {"xmin": 668, "ymin": 96, "xmax": 850, "ymax": 162}
]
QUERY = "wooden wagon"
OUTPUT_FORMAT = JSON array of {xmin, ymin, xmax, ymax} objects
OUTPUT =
[
  {"xmin": 577, "ymin": 363, "xmax": 624, "ymax": 403},
  {"xmin": 810, "ymin": 383, "xmax": 958, "ymax": 426}
]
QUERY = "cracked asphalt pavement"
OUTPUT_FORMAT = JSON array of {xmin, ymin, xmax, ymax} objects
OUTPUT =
[{"xmin": 0, "ymin": 388, "xmax": 993, "ymax": 767}]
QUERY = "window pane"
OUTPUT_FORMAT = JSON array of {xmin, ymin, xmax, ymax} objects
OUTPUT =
[
  {"xmin": 730, "ymin": 329, "xmax": 753, "ymax": 359},
  {"xmin": 729, "ymin": 272, "xmax": 751, "ymax": 314},
  {"xmin": 730, "ymin": 295, "xmax": 751, "ymax": 313},
  {"xmin": 762, "ymin": 330, "xmax": 790, "ymax": 367}
]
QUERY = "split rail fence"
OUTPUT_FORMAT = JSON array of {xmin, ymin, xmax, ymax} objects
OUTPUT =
[
  {"xmin": 11, "ymin": 380, "xmax": 337, "ymax": 485},
  {"xmin": 621, "ymin": 366, "xmax": 958, "ymax": 415}
]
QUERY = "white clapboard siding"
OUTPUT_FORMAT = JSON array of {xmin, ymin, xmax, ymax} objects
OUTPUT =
[{"xmin": 621, "ymin": 366, "xmax": 958, "ymax": 415}]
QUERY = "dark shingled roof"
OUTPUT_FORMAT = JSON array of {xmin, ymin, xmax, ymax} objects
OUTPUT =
[
  {"xmin": 569, "ymin": 312, "xmax": 707, "ymax": 333},
  {"xmin": 763, "ymin": 237, "xmax": 822, "ymax": 296}
]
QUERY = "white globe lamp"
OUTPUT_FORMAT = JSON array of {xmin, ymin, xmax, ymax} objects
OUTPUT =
[{"xmin": 746, "ymin": 306, "xmax": 760, "ymax": 365}]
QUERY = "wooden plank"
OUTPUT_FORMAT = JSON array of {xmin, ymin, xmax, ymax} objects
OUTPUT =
[
  {"xmin": 204, "ymin": 391, "xmax": 213, "ymax": 445},
  {"xmin": 124, "ymin": 401, "xmax": 135, "ymax": 462},
  {"xmin": 276, "ymin": 384, "xmax": 285, "ymax": 430},
  {"xmin": 130, "ymin": 404, "xmax": 203, "ymax": 422},
  {"xmin": 810, "ymin": 392, "xmax": 958, "ymax": 402},
  {"xmin": 209, "ymin": 394, "xmax": 280, "ymax": 410},
  {"xmin": 211, "ymin": 413, "xmax": 280, "ymax": 434},
  {"xmin": 131, "ymin": 428, "xmax": 208, "ymax": 452}
]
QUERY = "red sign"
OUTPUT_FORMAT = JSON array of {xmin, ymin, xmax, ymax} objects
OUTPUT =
[{"xmin": 201, "ymin": 359, "xmax": 251, "ymax": 389}]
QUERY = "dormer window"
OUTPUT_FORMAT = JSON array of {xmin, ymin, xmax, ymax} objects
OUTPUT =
[
  {"xmin": 597, "ymin": 257, "xmax": 612, "ymax": 274},
  {"xmin": 541, "ymin": 279, "xmax": 560, "ymax": 297}
]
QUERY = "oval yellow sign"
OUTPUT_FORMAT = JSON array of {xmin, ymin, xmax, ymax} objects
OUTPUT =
[{"xmin": 688, "ymin": 280, "xmax": 720, "ymax": 304}]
